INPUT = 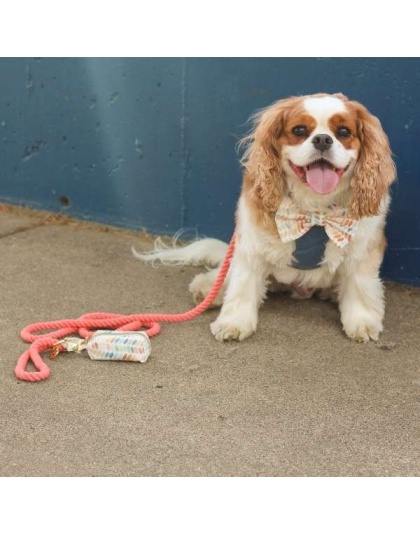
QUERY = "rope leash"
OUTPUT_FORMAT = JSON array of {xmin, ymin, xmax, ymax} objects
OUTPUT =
[{"xmin": 15, "ymin": 235, "xmax": 236, "ymax": 382}]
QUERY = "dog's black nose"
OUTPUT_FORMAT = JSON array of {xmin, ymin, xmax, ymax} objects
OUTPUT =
[{"xmin": 312, "ymin": 134, "xmax": 333, "ymax": 152}]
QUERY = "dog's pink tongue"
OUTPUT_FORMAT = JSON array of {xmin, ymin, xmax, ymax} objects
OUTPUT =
[{"xmin": 306, "ymin": 162, "xmax": 339, "ymax": 195}]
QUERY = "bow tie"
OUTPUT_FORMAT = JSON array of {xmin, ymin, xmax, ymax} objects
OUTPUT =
[{"xmin": 275, "ymin": 198, "xmax": 358, "ymax": 248}]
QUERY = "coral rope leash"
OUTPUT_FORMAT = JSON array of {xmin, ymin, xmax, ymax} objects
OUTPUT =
[{"xmin": 14, "ymin": 235, "xmax": 236, "ymax": 382}]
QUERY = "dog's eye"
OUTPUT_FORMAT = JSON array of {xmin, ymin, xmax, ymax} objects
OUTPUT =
[
  {"xmin": 337, "ymin": 126, "xmax": 351, "ymax": 138},
  {"xmin": 292, "ymin": 125, "xmax": 308, "ymax": 138}
]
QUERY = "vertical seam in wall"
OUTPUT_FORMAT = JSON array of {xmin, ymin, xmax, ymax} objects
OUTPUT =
[{"xmin": 180, "ymin": 58, "xmax": 188, "ymax": 229}]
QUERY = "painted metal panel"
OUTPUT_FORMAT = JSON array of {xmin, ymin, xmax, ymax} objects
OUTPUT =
[{"xmin": 0, "ymin": 57, "xmax": 184, "ymax": 234}]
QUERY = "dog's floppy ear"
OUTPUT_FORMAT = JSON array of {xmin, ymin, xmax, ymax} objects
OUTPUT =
[
  {"xmin": 349, "ymin": 102, "xmax": 396, "ymax": 218},
  {"xmin": 241, "ymin": 98, "xmax": 297, "ymax": 212}
]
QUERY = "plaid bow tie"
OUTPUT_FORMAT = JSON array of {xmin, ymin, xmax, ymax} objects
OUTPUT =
[{"xmin": 275, "ymin": 198, "xmax": 358, "ymax": 248}]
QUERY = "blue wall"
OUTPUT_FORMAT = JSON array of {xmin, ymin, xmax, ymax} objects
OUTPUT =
[{"xmin": 0, "ymin": 58, "xmax": 419, "ymax": 285}]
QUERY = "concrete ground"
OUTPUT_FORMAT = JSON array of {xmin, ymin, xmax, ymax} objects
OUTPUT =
[{"xmin": 1, "ymin": 204, "xmax": 419, "ymax": 477}]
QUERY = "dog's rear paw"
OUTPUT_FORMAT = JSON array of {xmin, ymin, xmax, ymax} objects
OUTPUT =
[
  {"xmin": 189, "ymin": 272, "xmax": 224, "ymax": 308},
  {"xmin": 210, "ymin": 318, "xmax": 255, "ymax": 341}
]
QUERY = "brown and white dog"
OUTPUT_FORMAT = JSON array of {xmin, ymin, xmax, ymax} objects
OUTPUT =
[{"xmin": 135, "ymin": 93, "xmax": 396, "ymax": 342}]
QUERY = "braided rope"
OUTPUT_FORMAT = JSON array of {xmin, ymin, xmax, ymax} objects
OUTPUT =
[{"xmin": 15, "ymin": 235, "xmax": 236, "ymax": 382}]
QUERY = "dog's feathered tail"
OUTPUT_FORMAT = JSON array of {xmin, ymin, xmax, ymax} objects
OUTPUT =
[{"xmin": 132, "ymin": 233, "xmax": 228, "ymax": 268}]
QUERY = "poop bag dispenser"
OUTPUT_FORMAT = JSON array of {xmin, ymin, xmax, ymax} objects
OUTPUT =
[{"xmin": 52, "ymin": 330, "xmax": 151, "ymax": 363}]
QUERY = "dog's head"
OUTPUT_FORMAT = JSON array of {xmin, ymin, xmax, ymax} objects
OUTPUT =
[{"xmin": 242, "ymin": 93, "xmax": 396, "ymax": 218}]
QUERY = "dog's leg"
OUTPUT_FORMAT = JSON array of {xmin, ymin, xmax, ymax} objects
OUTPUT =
[
  {"xmin": 338, "ymin": 246, "xmax": 385, "ymax": 342},
  {"xmin": 189, "ymin": 268, "xmax": 226, "ymax": 308},
  {"xmin": 210, "ymin": 248, "xmax": 268, "ymax": 341}
]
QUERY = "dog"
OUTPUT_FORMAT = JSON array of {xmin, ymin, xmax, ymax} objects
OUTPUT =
[{"xmin": 135, "ymin": 93, "xmax": 396, "ymax": 343}]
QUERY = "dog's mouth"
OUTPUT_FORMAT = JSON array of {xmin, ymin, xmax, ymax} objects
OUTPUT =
[{"xmin": 289, "ymin": 159, "xmax": 349, "ymax": 195}]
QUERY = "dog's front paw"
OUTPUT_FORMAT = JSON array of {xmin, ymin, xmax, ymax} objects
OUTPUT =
[
  {"xmin": 343, "ymin": 320, "xmax": 382, "ymax": 343},
  {"xmin": 210, "ymin": 318, "xmax": 255, "ymax": 342}
]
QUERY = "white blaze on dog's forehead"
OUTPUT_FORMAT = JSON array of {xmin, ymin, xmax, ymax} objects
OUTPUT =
[{"xmin": 303, "ymin": 96, "xmax": 346, "ymax": 125}]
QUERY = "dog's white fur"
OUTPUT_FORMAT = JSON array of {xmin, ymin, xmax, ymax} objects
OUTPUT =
[{"xmin": 135, "ymin": 93, "xmax": 396, "ymax": 343}]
